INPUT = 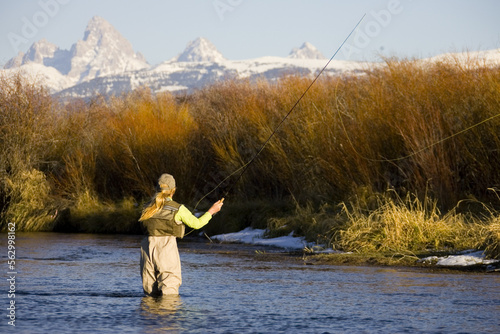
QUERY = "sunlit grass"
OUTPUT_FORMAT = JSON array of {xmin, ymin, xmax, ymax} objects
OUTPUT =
[
  {"xmin": 331, "ymin": 191, "xmax": 482, "ymax": 254},
  {"xmin": 1, "ymin": 56, "xmax": 500, "ymax": 260}
]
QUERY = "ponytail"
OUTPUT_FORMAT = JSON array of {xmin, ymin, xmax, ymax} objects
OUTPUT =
[{"xmin": 139, "ymin": 188, "xmax": 176, "ymax": 221}]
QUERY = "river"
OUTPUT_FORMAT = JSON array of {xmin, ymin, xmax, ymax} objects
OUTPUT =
[{"xmin": 0, "ymin": 232, "xmax": 498, "ymax": 333}]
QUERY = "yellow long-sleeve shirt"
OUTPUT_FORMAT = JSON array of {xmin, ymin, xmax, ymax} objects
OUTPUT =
[
  {"xmin": 175, "ymin": 205, "xmax": 212, "ymax": 230},
  {"xmin": 141, "ymin": 198, "xmax": 212, "ymax": 237}
]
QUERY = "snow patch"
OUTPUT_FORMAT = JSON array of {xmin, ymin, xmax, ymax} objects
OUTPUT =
[
  {"xmin": 157, "ymin": 85, "xmax": 188, "ymax": 92},
  {"xmin": 425, "ymin": 49, "xmax": 500, "ymax": 67},
  {"xmin": 212, "ymin": 228, "xmax": 499, "ymax": 270},
  {"xmin": 419, "ymin": 250, "xmax": 499, "ymax": 267},
  {"xmin": 1, "ymin": 63, "xmax": 75, "ymax": 92},
  {"xmin": 211, "ymin": 227, "xmax": 313, "ymax": 250}
]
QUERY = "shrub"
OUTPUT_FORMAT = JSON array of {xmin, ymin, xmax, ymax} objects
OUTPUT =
[{"xmin": 2, "ymin": 54, "xmax": 500, "ymax": 241}]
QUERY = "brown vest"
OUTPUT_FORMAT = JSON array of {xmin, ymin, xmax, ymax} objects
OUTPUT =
[{"xmin": 141, "ymin": 201, "xmax": 185, "ymax": 238}]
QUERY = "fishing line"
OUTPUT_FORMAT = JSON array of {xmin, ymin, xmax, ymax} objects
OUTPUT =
[{"xmin": 194, "ymin": 13, "xmax": 367, "ymax": 210}]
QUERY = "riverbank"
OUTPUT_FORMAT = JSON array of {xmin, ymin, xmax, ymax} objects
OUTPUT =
[
  {"xmin": 209, "ymin": 227, "xmax": 500, "ymax": 273},
  {"xmin": 1, "ymin": 57, "xmax": 500, "ymax": 264},
  {"xmin": 305, "ymin": 251, "xmax": 500, "ymax": 273}
]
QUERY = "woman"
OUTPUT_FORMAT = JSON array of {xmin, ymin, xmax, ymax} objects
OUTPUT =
[{"xmin": 139, "ymin": 173, "xmax": 223, "ymax": 296}]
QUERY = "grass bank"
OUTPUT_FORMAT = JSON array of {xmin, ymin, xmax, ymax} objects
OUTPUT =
[
  {"xmin": 270, "ymin": 190, "xmax": 500, "ymax": 260},
  {"xmin": 1, "ymin": 55, "xmax": 499, "ymax": 260}
]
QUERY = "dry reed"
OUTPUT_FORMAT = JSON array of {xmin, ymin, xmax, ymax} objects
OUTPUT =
[{"xmin": 1, "ymin": 56, "xmax": 499, "ymax": 259}]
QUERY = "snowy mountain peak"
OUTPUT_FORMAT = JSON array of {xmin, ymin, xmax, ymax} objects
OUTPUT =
[
  {"xmin": 3, "ymin": 38, "xmax": 71, "ymax": 74},
  {"xmin": 3, "ymin": 16, "xmax": 149, "ymax": 82},
  {"xmin": 68, "ymin": 16, "xmax": 149, "ymax": 81},
  {"xmin": 175, "ymin": 37, "xmax": 225, "ymax": 63},
  {"xmin": 23, "ymin": 39, "xmax": 59, "ymax": 64},
  {"xmin": 3, "ymin": 52, "xmax": 24, "ymax": 69},
  {"xmin": 83, "ymin": 16, "xmax": 116, "ymax": 40},
  {"xmin": 289, "ymin": 42, "xmax": 326, "ymax": 60},
  {"xmin": 4, "ymin": 39, "xmax": 58, "ymax": 69}
]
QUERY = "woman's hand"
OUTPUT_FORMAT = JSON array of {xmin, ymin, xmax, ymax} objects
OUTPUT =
[{"xmin": 208, "ymin": 198, "xmax": 224, "ymax": 215}]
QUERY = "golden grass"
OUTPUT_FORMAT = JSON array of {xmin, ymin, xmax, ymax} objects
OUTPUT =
[
  {"xmin": 3, "ymin": 168, "xmax": 57, "ymax": 231},
  {"xmin": 1, "ymin": 56, "xmax": 499, "ymax": 261},
  {"xmin": 331, "ymin": 191, "xmax": 482, "ymax": 254},
  {"xmin": 479, "ymin": 220, "xmax": 500, "ymax": 259}
]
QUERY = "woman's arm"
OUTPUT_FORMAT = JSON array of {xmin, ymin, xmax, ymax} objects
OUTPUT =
[{"xmin": 175, "ymin": 199, "xmax": 224, "ymax": 229}]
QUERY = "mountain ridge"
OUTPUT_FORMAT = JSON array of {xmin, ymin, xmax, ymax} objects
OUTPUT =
[
  {"xmin": 2, "ymin": 16, "xmax": 499, "ymax": 99},
  {"xmin": 289, "ymin": 42, "xmax": 326, "ymax": 60},
  {"xmin": 172, "ymin": 37, "xmax": 225, "ymax": 63}
]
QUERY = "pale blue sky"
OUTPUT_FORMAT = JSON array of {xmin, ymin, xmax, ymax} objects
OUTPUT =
[{"xmin": 1, "ymin": 0, "xmax": 499, "ymax": 66}]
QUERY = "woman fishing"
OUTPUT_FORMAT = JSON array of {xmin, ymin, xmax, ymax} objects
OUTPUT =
[{"xmin": 139, "ymin": 173, "xmax": 224, "ymax": 296}]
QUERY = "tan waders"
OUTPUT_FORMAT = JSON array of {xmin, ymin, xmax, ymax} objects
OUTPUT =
[{"xmin": 140, "ymin": 235, "xmax": 181, "ymax": 295}]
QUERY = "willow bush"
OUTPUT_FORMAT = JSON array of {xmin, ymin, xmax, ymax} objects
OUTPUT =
[
  {"xmin": 1, "ymin": 56, "xmax": 500, "ymax": 259},
  {"xmin": 0, "ymin": 74, "xmax": 61, "ymax": 230}
]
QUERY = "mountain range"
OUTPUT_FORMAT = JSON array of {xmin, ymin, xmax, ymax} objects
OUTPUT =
[{"xmin": 2, "ymin": 16, "xmax": 499, "ymax": 99}]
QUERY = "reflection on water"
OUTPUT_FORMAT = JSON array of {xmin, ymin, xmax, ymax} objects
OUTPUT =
[
  {"xmin": 141, "ymin": 295, "xmax": 182, "ymax": 316},
  {"xmin": 0, "ymin": 233, "xmax": 499, "ymax": 334},
  {"xmin": 140, "ymin": 295, "xmax": 184, "ymax": 332}
]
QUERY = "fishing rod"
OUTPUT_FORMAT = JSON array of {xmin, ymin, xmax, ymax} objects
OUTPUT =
[{"xmin": 194, "ymin": 13, "xmax": 367, "ymax": 209}]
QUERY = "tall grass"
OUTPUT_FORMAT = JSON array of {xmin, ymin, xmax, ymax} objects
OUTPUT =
[
  {"xmin": 332, "ymin": 191, "xmax": 481, "ymax": 254},
  {"xmin": 1, "ymin": 55, "xmax": 500, "ymax": 258}
]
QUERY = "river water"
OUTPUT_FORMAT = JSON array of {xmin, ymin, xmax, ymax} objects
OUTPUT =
[{"xmin": 1, "ymin": 232, "xmax": 499, "ymax": 333}]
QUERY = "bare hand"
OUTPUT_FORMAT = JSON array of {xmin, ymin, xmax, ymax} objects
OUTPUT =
[{"xmin": 208, "ymin": 198, "xmax": 224, "ymax": 216}]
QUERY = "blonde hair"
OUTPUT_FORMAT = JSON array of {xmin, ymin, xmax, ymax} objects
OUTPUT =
[{"xmin": 139, "ymin": 188, "xmax": 176, "ymax": 221}]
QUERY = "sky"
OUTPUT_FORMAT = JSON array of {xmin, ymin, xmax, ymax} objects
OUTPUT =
[{"xmin": 0, "ymin": 0, "xmax": 499, "ymax": 66}]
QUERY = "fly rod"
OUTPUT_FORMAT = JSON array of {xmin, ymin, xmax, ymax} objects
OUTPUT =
[{"xmin": 194, "ymin": 13, "xmax": 367, "ymax": 209}]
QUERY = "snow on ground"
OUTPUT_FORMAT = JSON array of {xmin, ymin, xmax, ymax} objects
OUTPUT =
[
  {"xmin": 419, "ymin": 250, "xmax": 499, "ymax": 267},
  {"xmin": 2, "ymin": 64, "xmax": 76, "ymax": 92},
  {"xmin": 211, "ymin": 227, "xmax": 313, "ymax": 250},
  {"xmin": 212, "ymin": 228, "xmax": 499, "ymax": 268}
]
